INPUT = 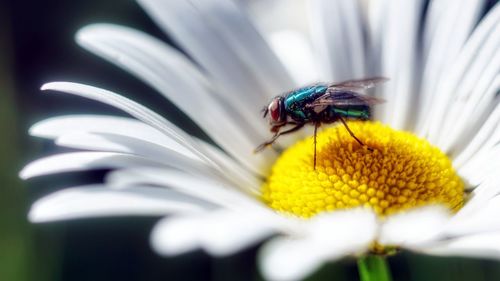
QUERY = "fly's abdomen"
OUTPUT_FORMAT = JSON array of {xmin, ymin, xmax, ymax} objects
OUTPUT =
[{"xmin": 332, "ymin": 106, "xmax": 370, "ymax": 120}]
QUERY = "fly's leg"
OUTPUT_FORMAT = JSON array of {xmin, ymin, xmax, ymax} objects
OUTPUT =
[
  {"xmin": 255, "ymin": 123, "xmax": 305, "ymax": 152},
  {"xmin": 338, "ymin": 117, "xmax": 373, "ymax": 151},
  {"xmin": 313, "ymin": 122, "xmax": 319, "ymax": 170}
]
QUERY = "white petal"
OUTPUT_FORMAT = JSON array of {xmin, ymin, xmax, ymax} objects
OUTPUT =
[
  {"xmin": 29, "ymin": 185, "xmax": 210, "ymax": 222},
  {"xmin": 306, "ymin": 209, "xmax": 377, "ymax": 243},
  {"xmin": 76, "ymin": 24, "xmax": 279, "ymax": 170},
  {"xmin": 241, "ymin": 0, "xmax": 310, "ymax": 37},
  {"xmin": 454, "ymin": 101, "xmax": 500, "ymax": 168},
  {"xmin": 106, "ymin": 167, "xmax": 295, "ymax": 234},
  {"xmin": 40, "ymin": 82, "xmax": 266, "ymax": 176},
  {"xmin": 435, "ymin": 36, "xmax": 500, "ymax": 150},
  {"xmin": 194, "ymin": 139, "xmax": 261, "ymax": 193},
  {"xmin": 105, "ymin": 168, "xmax": 265, "ymax": 210},
  {"xmin": 472, "ymin": 174, "xmax": 500, "ymax": 198},
  {"xmin": 366, "ymin": 0, "xmax": 389, "ymax": 72},
  {"xmin": 417, "ymin": 232, "xmax": 500, "ymax": 260},
  {"xmin": 372, "ymin": 0, "xmax": 425, "ymax": 130},
  {"xmin": 421, "ymin": 0, "xmax": 450, "ymax": 61},
  {"xmin": 446, "ymin": 76, "xmax": 500, "ymax": 154},
  {"xmin": 418, "ymin": 2, "xmax": 500, "ymax": 140},
  {"xmin": 259, "ymin": 209, "xmax": 377, "ymax": 281},
  {"xmin": 267, "ymin": 30, "xmax": 319, "ymax": 85},
  {"xmin": 41, "ymin": 83, "xmax": 194, "ymax": 152},
  {"xmin": 459, "ymin": 145, "xmax": 500, "ymax": 186},
  {"xmin": 468, "ymin": 172, "xmax": 500, "ymax": 201},
  {"xmin": 30, "ymin": 115, "xmax": 198, "ymax": 160},
  {"xmin": 308, "ymin": 0, "xmax": 366, "ymax": 81},
  {"xmin": 379, "ymin": 206, "xmax": 452, "ymax": 247},
  {"xmin": 41, "ymin": 82, "xmax": 270, "ymax": 176},
  {"xmin": 20, "ymin": 152, "xmax": 162, "ymax": 180},
  {"xmin": 193, "ymin": 0, "xmax": 294, "ymax": 90},
  {"xmin": 259, "ymin": 238, "xmax": 327, "ymax": 281},
  {"xmin": 151, "ymin": 214, "xmax": 200, "ymax": 255},
  {"xmin": 30, "ymin": 115, "xmax": 261, "ymax": 188},
  {"xmin": 417, "ymin": 0, "xmax": 487, "ymax": 131},
  {"xmin": 55, "ymin": 132, "xmax": 214, "ymax": 176},
  {"xmin": 138, "ymin": 0, "xmax": 293, "ymax": 103},
  {"xmin": 151, "ymin": 210, "xmax": 275, "ymax": 256},
  {"xmin": 445, "ymin": 194, "xmax": 500, "ymax": 236}
]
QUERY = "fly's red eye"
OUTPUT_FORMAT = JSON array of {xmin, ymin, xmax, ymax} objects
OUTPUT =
[{"xmin": 269, "ymin": 99, "xmax": 281, "ymax": 122}]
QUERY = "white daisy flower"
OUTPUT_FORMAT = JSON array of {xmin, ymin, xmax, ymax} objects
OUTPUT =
[{"xmin": 22, "ymin": 0, "xmax": 500, "ymax": 280}]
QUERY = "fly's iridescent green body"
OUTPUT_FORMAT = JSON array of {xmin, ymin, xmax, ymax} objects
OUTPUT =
[{"xmin": 256, "ymin": 77, "xmax": 388, "ymax": 169}]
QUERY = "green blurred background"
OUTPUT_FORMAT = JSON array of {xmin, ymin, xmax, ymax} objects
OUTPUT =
[{"xmin": 1, "ymin": 1, "xmax": 500, "ymax": 280}]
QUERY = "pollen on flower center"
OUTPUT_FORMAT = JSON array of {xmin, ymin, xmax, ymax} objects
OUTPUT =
[{"xmin": 261, "ymin": 121, "xmax": 464, "ymax": 218}]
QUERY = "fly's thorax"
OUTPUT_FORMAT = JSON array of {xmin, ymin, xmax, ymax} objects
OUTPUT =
[
  {"xmin": 284, "ymin": 85, "xmax": 328, "ymax": 110},
  {"xmin": 283, "ymin": 85, "xmax": 329, "ymax": 122}
]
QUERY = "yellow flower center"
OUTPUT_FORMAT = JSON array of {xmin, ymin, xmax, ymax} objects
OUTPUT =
[{"xmin": 262, "ymin": 121, "xmax": 464, "ymax": 218}]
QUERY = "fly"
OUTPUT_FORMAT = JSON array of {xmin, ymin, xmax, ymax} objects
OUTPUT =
[{"xmin": 255, "ymin": 77, "xmax": 388, "ymax": 169}]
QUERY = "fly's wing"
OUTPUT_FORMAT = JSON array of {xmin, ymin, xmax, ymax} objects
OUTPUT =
[
  {"xmin": 305, "ymin": 89, "xmax": 384, "ymax": 108},
  {"xmin": 328, "ymin": 77, "xmax": 389, "ymax": 91}
]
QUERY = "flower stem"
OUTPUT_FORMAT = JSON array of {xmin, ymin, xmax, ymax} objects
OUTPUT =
[{"xmin": 357, "ymin": 255, "xmax": 392, "ymax": 281}]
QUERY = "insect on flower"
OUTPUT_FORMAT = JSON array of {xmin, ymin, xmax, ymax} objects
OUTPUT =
[{"xmin": 256, "ymin": 77, "xmax": 388, "ymax": 169}]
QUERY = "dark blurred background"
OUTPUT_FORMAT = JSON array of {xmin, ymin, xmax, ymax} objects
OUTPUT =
[{"xmin": 2, "ymin": 1, "xmax": 500, "ymax": 281}]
